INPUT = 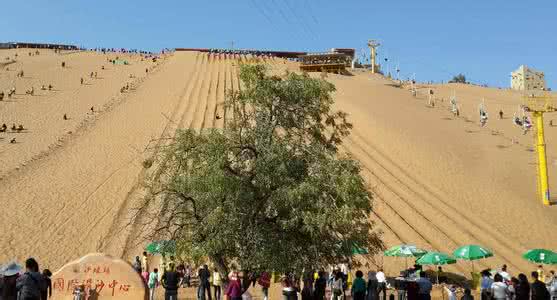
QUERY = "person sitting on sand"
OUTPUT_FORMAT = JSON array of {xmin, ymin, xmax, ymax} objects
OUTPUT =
[
  {"xmin": 11, "ymin": 124, "xmax": 17, "ymax": 131},
  {"xmin": 10, "ymin": 138, "xmax": 16, "ymax": 144},
  {"xmin": 41, "ymin": 85, "xmax": 47, "ymax": 91},
  {"xmin": 216, "ymin": 114, "xmax": 222, "ymax": 120},
  {"xmin": 90, "ymin": 106, "xmax": 94, "ymax": 113},
  {"xmin": 63, "ymin": 114, "xmax": 68, "ymax": 120},
  {"xmin": 48, "ymin": 84, "xmax": 53, "ymax": 91},
  {"xmin": 0, "ymin": 91, "xmax": 4, "ymax": 101},
  {"xmin": 101, "ymin": 66, "xmax": 105, "ymax": 70},
  {"xmin": 499, "ymin": 110, "xmax": 504, "ymax": 119},
  {"xmin": 17, "ymin": 124, "xmax": 24, "ymax": 131}
]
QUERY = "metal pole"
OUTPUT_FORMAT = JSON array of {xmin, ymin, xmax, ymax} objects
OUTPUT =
[{"xmin": 535, "ymin": 112, "xmax": 551, "ymax": 206}]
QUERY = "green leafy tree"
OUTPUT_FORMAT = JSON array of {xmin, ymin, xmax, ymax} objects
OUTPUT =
[
  {"xmin": 142, "ymin": 64, "xmax": 383, "ymax": 277},
  {"xmin": 451, "ymin": 74, "xmax": 467, "ymax": 84}
]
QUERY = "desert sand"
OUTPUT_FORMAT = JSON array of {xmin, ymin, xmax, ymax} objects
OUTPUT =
[{"xmin": 1, "ymin": 49, "xmax": 556, "ymax": 283}]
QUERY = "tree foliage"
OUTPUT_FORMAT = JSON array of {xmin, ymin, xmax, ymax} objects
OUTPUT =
[
  {"xmin": 451, "ymin": 74, "xmax": 467, "ymax": 84},
  {"xmin": 144, "ymin": 64, "xmax": 383, "ymax": 276}
]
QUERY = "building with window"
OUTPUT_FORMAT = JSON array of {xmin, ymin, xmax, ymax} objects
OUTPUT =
[{"xmin": 511, "ymin": 65, "xmax": 546, "ymax": 91}]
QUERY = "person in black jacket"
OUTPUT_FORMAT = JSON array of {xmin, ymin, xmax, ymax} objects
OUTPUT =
[
  {"xmin": 161, "ymin": 263, "xmax": 179, "ymax": 300},
  {"xmin": 41, "ymin": 269, "xmax": 52, "ymax": 299},
  {"xmin": 531, "ymin": 271, "xmax": 550, "ymax": 300},
  {"xmin": 314, "ymin": 271, "xmax": 327, "ymax": 300},
  {"xmin": 516, "ymin": 274, "xmax": 530, "ymax": 300}
]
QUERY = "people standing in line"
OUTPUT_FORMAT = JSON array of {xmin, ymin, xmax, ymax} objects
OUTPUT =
[
  {"xmin": 301, "ymin": 277, "xmax": 314, "ymax": 300},
  {"xmin": 515, "ymin": 274, "xmax": 530, "ymax": 300},
  {"xmin": 41, "ymin": 269, "xmax": 53, "ymax": 299},
  {"xmin": 148, "ymin": 268, "xmax": 159, "ymax": 300},
  {"xmin": 161, "ymin": 263, "xmax": 179, "ymax": 300},
  {"xmin": 331, "ymin": 271, "xmax": 344, "ymax": 300},
  {"xmin": 491, "ymin": 273, "xmax": 509, "ymax": 300},
  {"xmin": 16, "ymin": 258, "xmax": 46, "ymax": 300},
  {"xmin": 225, "ymin": 271, "xmax": 243, "ymax": 300},
  {"xmin": 445, "ymin": 285, "xmax": 457, "ymax": 300},
  {"xmin": 366, "ymin": 271, "xmax": 378, "ymax": 300},
  {"xmin": 376, "ymin": 269, "xmax": 387, "ymax": 300},
  {"xmin": 198, "ymin": 265, "xmax": 212, "ymax": 300},
  {"xmin": 549, "ymin": 270, "xmax": 557, "ymax": 300},
  {"xmin": 213, "ymin": 268, "xmax": 222, "ymax": 300},
  {"xmin": 538, "ymin": 266, "xmax": 547, "ymax": 284},
  {"xmin": 480, "ymin": 270, "xmax": 494, "ymax": 300},
  {"xmin": 1, "ymin": 262, "xmax": 21, "ymax": 300},
  {"xmin": 314, "ymin": 271, "xmax": 327, "ymax": 300},
  {"xmin": 182, "ymin": 265, "xmax": 192, "ymax": 287},
  {"xmin": 508, "ymin": 277, "xmax": 519, "ymax": 300},
  {"xmin": 133, "ymin": 256, "xmax": 142, "ymax": 273},
  {"xmin": 460, "ymin": 288, "xmax": 474, "ymax": 300},
  {"xmin": 531, "ymin": 271, "xmax": 550, "ymax": 300},
  {"xmin": 281, "ymin": 272, "xmax": 300, "ymax": 300},
  {"xmin": 258, "ymin": 271, "xmax": 272, "ymax": 300},
  {"xmin": 352, "ymin": 270, "xmax": 367, "ymax": 300},
  {"xmin": 499, "ymin": 265, "xmax": 511, "ymax": 282},
  {"xmin": 142, "ymin": 251, "xmax": 149, "ymax": 273},
  {"xmin": 416, "ymin": 272, "xmax": 432, "ymax": 300}
]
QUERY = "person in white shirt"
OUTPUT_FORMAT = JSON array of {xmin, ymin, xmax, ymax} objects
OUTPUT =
[
  {"xmin": 376, "ymin": 269, "xmax": 387, "ymax": 300},
  {"xmin": 491, "ymin": 274, "xmax": 509, "ymax": 300},
  {"xmin": 498, "ymin": 265, "xmax": 511, "ymax": 282}
]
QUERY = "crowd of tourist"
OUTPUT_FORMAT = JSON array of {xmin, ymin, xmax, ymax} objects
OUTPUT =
[
  {"xmin": 0, "ymin": 257, "xmax": 52, "ymax": 300},
  {"xmin": 207, "ymin": 48, "xmax": 277, "ymax": 57},
  {"xmin": 135, "ymin": 254, "xmax": 557, "ymax": 300},
  {"xmin": 479, "ymin": 265, "xmax": 556, "ymax": 300}
]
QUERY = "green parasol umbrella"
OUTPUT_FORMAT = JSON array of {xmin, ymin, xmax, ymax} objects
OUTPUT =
[
  {"xmin": 352, "ymin": 245, "xmax": 369, "ymax": 255},
  {"xmin": 416, "ymin": 252, "xmax": 457, "ymax": 266},
  {"xmin": 453, "ymin": 245, "xmax": 494, "ymax": 272},
  {"xmin": 522, "ymin": 249, "xmax": 557, "ymax": 264},
  {"xmin": 384, "ymin": 245, "xmax": 427, "ymax": 257},
  {"xmin": 384, "ymin": 245, "xmax": 427, "ymax": 269},
  {"xmin": 145, "ymin": 240, "xmax": 176, "ymax": 255}
]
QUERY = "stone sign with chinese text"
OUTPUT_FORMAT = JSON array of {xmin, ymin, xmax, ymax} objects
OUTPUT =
[{"xmin": 52, "ymin": 253, "xmax": 147, "ymax": 300}]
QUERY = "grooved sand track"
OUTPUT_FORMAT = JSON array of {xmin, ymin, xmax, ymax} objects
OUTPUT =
[{"xmin": 1, "ymin": 52, "xmax": 554, "ymax": 275}]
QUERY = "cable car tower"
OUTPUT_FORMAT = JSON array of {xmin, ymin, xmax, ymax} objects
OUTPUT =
[
  {"xmin": 367, "ymin": 40, "xmax": 381, "ymax": 74},
  {"xmin": 523, "ymin": 92, "xmax": 557, "ymax": 206}
]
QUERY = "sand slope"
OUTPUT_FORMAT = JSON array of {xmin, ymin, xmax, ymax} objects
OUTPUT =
[{"xmin": 1, "ymin": 51, "xmax": 555, "ymax": 277}]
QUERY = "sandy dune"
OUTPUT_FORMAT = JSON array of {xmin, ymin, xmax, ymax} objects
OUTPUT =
[{"xmin": 1, "ymin": 50, "xmax": 555, "ymax": 279}]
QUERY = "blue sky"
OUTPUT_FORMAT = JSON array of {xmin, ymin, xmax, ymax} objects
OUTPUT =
[{"xmin": 1, "ymin": 0, "xmax": 555, "ymax": 88}]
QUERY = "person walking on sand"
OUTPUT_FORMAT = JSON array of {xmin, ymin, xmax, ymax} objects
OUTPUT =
[{"xmin": 148, "ymin": 268, "xmax": 159, "ymax": 300}]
